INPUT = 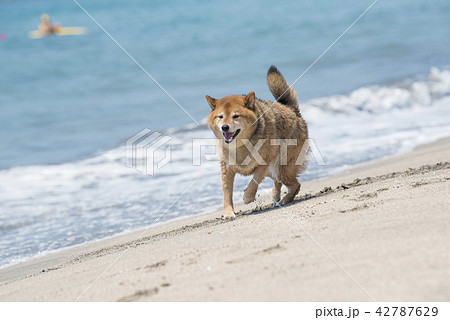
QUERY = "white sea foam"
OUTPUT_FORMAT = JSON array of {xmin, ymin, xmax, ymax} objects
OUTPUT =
[{"xmin": 305, "ymin": 67, "xmax": 450, "ymax": 114}]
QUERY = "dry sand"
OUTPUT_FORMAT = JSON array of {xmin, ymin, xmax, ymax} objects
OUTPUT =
[{"xmin": 0, "ymin": 138, "xmax": 449, "ymax": 301}]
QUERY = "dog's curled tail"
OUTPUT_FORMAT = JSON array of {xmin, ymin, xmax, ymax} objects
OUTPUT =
[{"xmin": 267, "ymin": 65, "xmax": 300, "ymax": 116}]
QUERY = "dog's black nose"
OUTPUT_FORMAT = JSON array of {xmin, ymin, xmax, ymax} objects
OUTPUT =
[{"xmin": 221, "ymin": 124, "xmax": 230, "ymax": 132}]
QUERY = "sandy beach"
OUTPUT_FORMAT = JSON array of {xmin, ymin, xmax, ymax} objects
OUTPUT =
[{"xmin": 0, "ymin": 138, "xmax": 449, "ymax": 302}]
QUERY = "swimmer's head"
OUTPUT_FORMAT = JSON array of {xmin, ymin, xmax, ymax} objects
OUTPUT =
[{"xmin": 41, "ymin": 14, "xmax": 50, "ymax": 22}]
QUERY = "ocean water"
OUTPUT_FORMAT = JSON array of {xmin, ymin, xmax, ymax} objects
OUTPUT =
[{"xmin": 0, "ymin": 0, "xmax": 449, "ymax": 268}]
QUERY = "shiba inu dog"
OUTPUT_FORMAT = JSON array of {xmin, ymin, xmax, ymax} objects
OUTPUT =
[{"xmin": 206, "ymin": 66, "xmax": 309, "ymax": 219}]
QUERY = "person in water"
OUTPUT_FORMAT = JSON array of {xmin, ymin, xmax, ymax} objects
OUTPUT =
[{"xmin": 38, "ymin": 14, "xmax": 62, "ymax": 35}]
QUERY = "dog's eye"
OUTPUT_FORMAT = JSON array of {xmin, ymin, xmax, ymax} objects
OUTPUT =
[
  {"xmin": 218, "ymin": 115, "xmax": 223, "ymax": 119},
  {"xmin": 233, "ymin": 115, "xmax": 239, "ymax": 119}
]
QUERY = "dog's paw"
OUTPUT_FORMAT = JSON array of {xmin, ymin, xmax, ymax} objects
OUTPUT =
[
  {"xmin": 243, "ymin": 190, "xmax": 256, "ymax": 204},
  {"xmin": 221, "ymin": 214, "xmax": 235, "ymax": 220},
  {"xmin": 221, "ymin": 215, "xmax": 235, "ymax": 221},
  {"xmin": 222, "ymin": 208, "xmax": 236, "ymax": 220},
  {"xmin": 280, "ymin": 195, "xmax": 295, "ymax": 205}
]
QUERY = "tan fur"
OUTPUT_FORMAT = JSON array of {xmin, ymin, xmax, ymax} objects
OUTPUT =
[{"xmin": 206, "ymin": 66, "xmax": 308, "ymax": 219}]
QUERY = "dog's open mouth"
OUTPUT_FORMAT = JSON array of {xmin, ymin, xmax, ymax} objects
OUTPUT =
[{"xmin": 223, "ymin": 129, "xmax": 241, "ymax": 144}]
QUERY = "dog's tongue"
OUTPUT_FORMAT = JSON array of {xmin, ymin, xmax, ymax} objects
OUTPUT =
[{"xmin": 224, "ymin": 132, "xmax": 234, "ymax": 141}]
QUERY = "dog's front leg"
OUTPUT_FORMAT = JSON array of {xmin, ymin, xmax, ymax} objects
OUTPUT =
[
  {"xmin": 243, "ymin": 166, "xmax": 268, "ymax": 204},
  {"xmin": 220, "ymin": 161, "xmax": 236, "ymax": 219}
]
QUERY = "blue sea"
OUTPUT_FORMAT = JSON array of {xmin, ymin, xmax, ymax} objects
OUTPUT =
[{"xmin": 0, "ymin": 0, "xmax": 449, "ymax": 269}]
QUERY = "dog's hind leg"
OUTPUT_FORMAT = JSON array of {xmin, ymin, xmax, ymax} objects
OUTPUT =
[
  {"xmin": 280, "ymin": 179, "xmax": 300, "ymax": 204},
  {"xmin": 272, "ymin": 180, "xmax": 282, "ymax": 203},
  {"xmin": 243, "ymin": 166, "xmax": 268, "ymax": 204}
]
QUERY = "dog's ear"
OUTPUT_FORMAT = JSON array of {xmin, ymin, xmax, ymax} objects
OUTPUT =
[
  {"xmin": 244, "ymin": 91, "xmax": 256, "ymax": 110},
  {"xmin": 205, "ymin": 95, "xmax": 216, "ymax": 110}
]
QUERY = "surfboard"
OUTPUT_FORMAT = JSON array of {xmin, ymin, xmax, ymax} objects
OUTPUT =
[{"xmin": 29, "ymin": 27, "xmax": 88, "ymax": 39}]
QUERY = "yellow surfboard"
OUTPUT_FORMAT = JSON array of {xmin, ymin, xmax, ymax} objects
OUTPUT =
[{"xmin": 29, "ymin": 27, "xmax": 88, "ymax": 39}]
